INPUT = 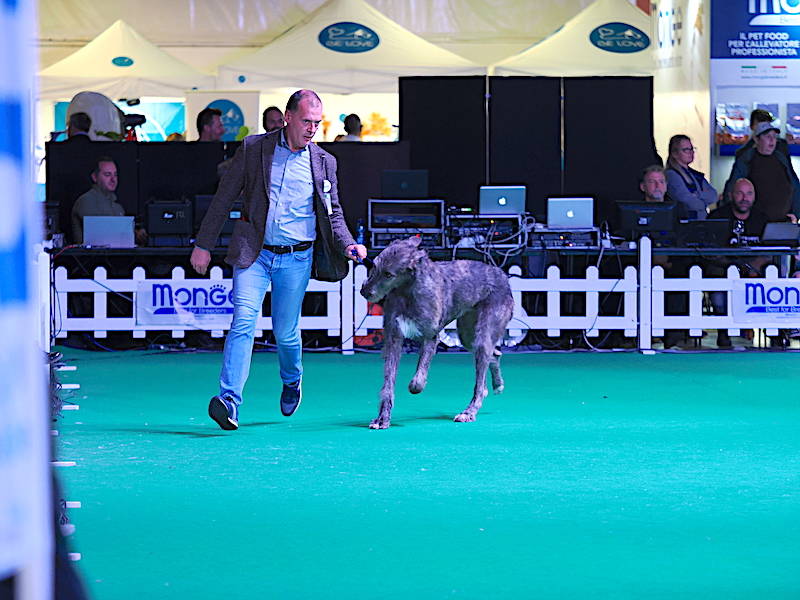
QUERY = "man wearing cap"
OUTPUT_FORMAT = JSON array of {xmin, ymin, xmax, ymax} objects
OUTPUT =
[
  {"xmin": 723, "ymin": 121, "xmax": 800, "ymax": 222},
  {"xmin": 735, "ymin": 108, "xmax": 790, "ymax": 160},
  {"xmin": 190, "ymin": 89, "xmax": 367, "ymax": 431}
]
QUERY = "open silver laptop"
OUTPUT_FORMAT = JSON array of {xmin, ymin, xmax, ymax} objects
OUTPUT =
[
  {"xmin": 83, "ymin": 216, "xmax": 135, "ymax": 247},
  {"xmin": 479, "ymin": 186, "xmax": 526, "ymax": 216},
  {"xmin": 547, "ymin": 197, "xmax": 594, "ymax": 230}
]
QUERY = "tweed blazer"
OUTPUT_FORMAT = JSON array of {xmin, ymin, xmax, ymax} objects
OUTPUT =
[{"xmin": 195, "ymin": 130, "xmax": 356, "ymax": 281}]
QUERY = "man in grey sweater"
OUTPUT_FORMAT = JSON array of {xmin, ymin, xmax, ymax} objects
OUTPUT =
[
  {"xmin": 71, "ymin": 157, "xmax": 125, "ymax": 244},
  {"xmin": 191, "ymin": 89, "xmax": 366, "ymax": 431}
]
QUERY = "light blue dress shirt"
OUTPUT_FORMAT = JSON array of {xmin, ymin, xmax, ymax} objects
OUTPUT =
[{"xmin": 264, "ymin": 130, "xmax": 317, "ymax": 245}]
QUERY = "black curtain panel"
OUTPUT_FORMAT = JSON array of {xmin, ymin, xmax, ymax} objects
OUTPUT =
[
  {"xmin": 489, "ymin": 76, "xmax": 562, "ymax": 219},
  {"xmin": 320, "ymin": 140, "xmax": 410, "ymax": 232},
  {"xmin": 400, "ymin": 76, "xmax": 487, "ymax": 211},
  {"xmin": 563, "ymin": 76, "xmax": 662, "ymax": 227}
]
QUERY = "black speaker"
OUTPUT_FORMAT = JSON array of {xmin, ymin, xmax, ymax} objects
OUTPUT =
[{"xmin": 146, "ymin": 200, "xmax": 193, "ymax": 235}]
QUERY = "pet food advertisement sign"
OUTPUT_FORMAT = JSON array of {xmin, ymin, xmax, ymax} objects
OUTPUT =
[
  {"xmin": 711, "ymin": 0, "xmax": 800, "ymax": 60},
  {"xmin": 731, "ymin": 279, "xmax": 800, "ymax": 323},
  {"xmin": 136, "ymin": 280, "xmax": 235, "ymax": 328}
]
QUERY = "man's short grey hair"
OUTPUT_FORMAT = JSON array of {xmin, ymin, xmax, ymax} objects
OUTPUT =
[
  {"xmin": 286, "ymin": 90, "xmax": 322, "ymax": 113},
  {"xmin": 640, "ymin": 164, "xmax": 665, "ymax": 184}
]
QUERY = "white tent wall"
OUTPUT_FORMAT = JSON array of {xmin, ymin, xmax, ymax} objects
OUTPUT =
[
  {"xmin": 39, "ymin": 20, "xmax": 214, "ymax": 100},
  {"xmin": 216, "ymin": 0, "xmax": 485, "ymax": 95},
  {"xmin": 492, "ymin": 0, "xmax": 654, "ymax": 76},
  {"xmin": 652, "ymin": 0, "xmax": 711, "ymax": 177},
  {"xmin": 38, "ymin": 0, "xmax": 602, "ymax": 72}
]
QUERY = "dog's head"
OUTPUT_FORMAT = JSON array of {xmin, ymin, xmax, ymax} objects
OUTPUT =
[{"xmin": 360, "ymin": 236, "xmax": 427, "ymax": 303}]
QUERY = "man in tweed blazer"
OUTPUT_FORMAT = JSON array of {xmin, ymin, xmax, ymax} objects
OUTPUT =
[{"xmin": 191, "ymin": 89, "xmax": 367, "ymax": 431}]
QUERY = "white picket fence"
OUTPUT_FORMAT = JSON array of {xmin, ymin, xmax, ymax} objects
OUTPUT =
[
  {"xmin": 41, "ymin": 236, "xmax": 800, "ymax": 353},
  {"xmin": 51, "ymin": 263, "xmax": 344, "ymax": 344}
]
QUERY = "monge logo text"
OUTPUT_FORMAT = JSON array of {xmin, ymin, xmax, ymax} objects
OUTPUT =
[
  {"xmin": 151, "ymin": 283, "xmax": 234, "ymax": 315},
  {"xmin": 749, "ymin": 0, "xmax": 800, "ymax": 26}
]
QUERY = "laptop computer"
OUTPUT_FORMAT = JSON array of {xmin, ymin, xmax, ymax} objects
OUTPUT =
[
  {"xmin": 83, "ymin": 216, "xmax": 135, "ymax": 248},
  {"xmin": 547, "ymin": 197, "xmax": 594, "ymax": 229},
  {"xmin": 758, "ymin": 222, "xmax": 800, "ymax": 247},
  {"xmin": 479, "ymin": 186, "xmax": 526, "ymax": 215}
]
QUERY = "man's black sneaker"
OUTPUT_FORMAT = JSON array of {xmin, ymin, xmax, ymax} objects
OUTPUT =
[
  {"xmin": 208, "ymin": 395, "xmax": 239, "ymax": 430},
  {"xmin": 280, "ymin": 380, "xmax": 302, "ymax": 417}
]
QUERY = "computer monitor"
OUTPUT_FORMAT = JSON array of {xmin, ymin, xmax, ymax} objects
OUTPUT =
[
  {"xmin": 547, "ymin": 197, "xmax": 594, "ymax": 229},
  {"xmin": 479, "ymin": 186, "xmax": 526, "ymax": 216},
  {"xmin": 676, "ymin": 219, "xmax": 730, "ymax": 248},
  {"xmin": 381, "ymin": 170, "xmax": 429, "ymax": 199},
  {"xmin": 617, "ymin": 202, "xmax": 677, "ymax": 242}
]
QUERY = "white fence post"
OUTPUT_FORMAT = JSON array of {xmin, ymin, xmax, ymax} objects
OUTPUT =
[{"xmin": 639, "ymin": 236, "xmax": 653, "ymax": 353}]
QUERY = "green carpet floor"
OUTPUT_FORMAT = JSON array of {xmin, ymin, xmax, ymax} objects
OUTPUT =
[{"xmin": 54, "ymin": 348, "xmax": 800, "ymax": 599}]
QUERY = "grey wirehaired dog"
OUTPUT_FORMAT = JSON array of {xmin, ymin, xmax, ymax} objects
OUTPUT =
[{"xmin": 360, "ymin": 236, "xmax": 514, "ymax": 429}]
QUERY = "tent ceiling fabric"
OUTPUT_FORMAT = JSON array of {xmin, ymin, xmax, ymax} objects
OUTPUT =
[
  {"xmin": 493, "ymin": 0, "xmax": 654, "ymax": 76},
  {"xmin": 217, "ymin": 0, "xmax": 484, "ymax": 94},
  {"xmin": 38, "ymin": 0, "xmax": 596, "ymax": 48},
  {"xmin": 39, "ymin": 19, "xmax": 214, "ymax": 99}
]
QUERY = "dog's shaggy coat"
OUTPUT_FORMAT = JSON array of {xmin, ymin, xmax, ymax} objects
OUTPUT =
[{"xmin": 360, "ymin": 237, "xmax": 514, "ymax": 429}]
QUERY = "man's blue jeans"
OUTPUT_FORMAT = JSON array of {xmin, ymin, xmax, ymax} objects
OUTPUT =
[{"xmin": 220, "ymin": 246, "xmax": 312, "ymax": 406}]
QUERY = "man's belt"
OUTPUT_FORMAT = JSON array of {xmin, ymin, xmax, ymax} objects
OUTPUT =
[{"xmin": 262, "ymin": 241, "xmax": 313, "ymax": 254}]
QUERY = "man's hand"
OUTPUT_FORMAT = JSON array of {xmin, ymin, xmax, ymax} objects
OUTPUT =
[
  {"xmin": 345, "ymin": 244, "xmax": 367, "ymax": 261},
  {"xmin": 787, "ymin": 213, "xmax": 798, "ymax": 224},
  {"xmin": 191, "ymin": 246, "xmax": 211, "ymax": 275}
]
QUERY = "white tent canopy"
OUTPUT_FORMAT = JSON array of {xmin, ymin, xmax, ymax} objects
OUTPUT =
[
  {"xmin": 493, "ymin": 0, "xmax": 653, "ymax": 77},
  {"xmin": 217, "ymin": 0, "xmax": 484, "ymax": 94},
  {"xmin": 39, "ymin": 20, "xmax": 214, "ymax": 100}
]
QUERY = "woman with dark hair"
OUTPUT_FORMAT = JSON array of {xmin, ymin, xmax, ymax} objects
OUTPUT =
[{"xmin": 664, "ymin": 134, "xmax": 718, "ymax": 219}]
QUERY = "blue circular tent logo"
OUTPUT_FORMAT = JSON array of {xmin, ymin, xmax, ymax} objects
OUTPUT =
[
  {"xmin": 207, "ymin": 99, "xmax": 244, "ymax": 142},
  {"xmin": 111, "ymin": 56, "xmax": 134, "ymax": 67},
  {"xmin": 318, "ymin": 22, "xmax": 380, "ymax": 53},
  {"xmin": 589, "ymin": 22, "xmax": 650, "ymax": 53}
]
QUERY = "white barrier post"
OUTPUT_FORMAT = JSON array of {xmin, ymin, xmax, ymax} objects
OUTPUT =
[{"xmin": 639, "ymin": 236, "xmax": 653, "ymax": 354}]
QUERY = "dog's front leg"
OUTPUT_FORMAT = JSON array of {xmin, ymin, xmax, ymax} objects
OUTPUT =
[
  {"xmin": 371, "ymin": 332, "xmax": 403, "ymax": 429},
  {"xmin": 409, "ymin": 337, "xmax": 437, "ymax": 394}
]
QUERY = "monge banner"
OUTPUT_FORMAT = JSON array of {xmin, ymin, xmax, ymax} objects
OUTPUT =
[
  {"xmin": 711, "ymin": 0, "xmax": 800, "ymax": 59},
  {"xmin": 136, "ymin": 280, "xmax": 235, "ymax": 328},
  {"xmin": 731, "ymin": 279, "xmax": 800, "ymax": 323}
]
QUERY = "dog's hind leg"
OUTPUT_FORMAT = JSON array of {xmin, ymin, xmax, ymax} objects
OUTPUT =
[
  {"xmin": 488, "ymin": 349, "xmax": 504, "ymax": 394},
  {"xmin": 454, "ymin": 303, "xmax": 510, "ymax": 422},
  {"xmin": 409, "ymin": 337, "xmax": 437, "ymax": 394},
  {"xmin": 371, "ymin": 333, "xmax": 403, "ymax": 429},
  {"xmin": 454, "ymin": 342, "xmax": 490, "ymax": 423}
]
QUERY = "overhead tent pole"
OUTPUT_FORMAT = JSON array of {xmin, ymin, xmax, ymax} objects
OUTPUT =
[{"xmin": 484, "ymin": 74, "xmax": 490, "ymax": 185}]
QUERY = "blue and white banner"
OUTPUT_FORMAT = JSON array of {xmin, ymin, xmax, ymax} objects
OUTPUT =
[
  {"xmin": 136, "ymin": 280, "xmax": 235, "ymax": 327},
  {"xmin": 0, "ymin": 0, "xmax": 53, "ymax": 589},
  {"xmin": 712, "ymin": 0, "xmax": 800, "ymax": 59},
  {"xmin": 732, "ymin": 279, "xmax": 800, "ymax": 323}
]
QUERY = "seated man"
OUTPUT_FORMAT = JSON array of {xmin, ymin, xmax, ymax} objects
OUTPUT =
[
  {"xmin": 637, "ymin": 165, "xmax": 685, "ymax": 348},
  {"xmin": 71, "ymin": 156, "xmax": 147, "ymax": 245},
  {"xmin": 707, "ymin": 178, "xmax": 770, "ymax": 348}
]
